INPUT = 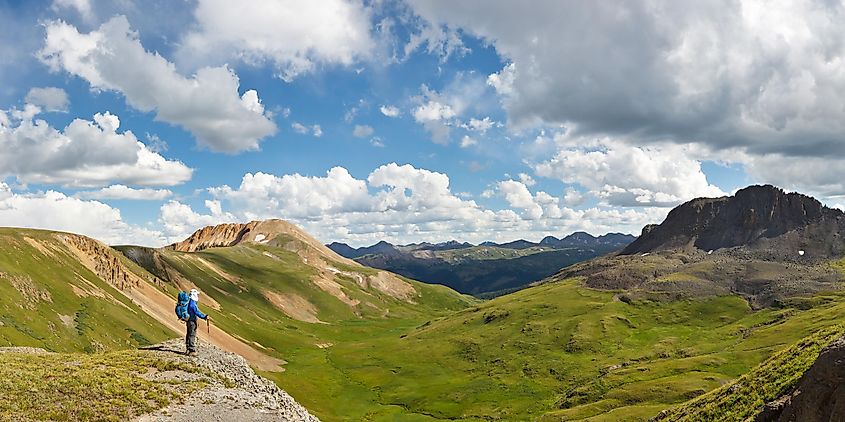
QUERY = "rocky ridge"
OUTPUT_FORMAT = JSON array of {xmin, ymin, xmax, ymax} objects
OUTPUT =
[
  {"xmin": 553, "ymin": 185, "xmax": 845, "ymax": 308},
  {"xmin": 59, "ymin": 233, "xmax": 144, "ymax": 290},
  {"xmin": 137, "ymin": 339, "xmax": 319, "ymax": 422},
  {"xmin": 622, "ymin": 185, "xmax": 845, "ymax": 259}
]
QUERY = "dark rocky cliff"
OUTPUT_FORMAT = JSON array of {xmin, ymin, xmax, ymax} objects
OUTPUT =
[{"xmin": 622, "ymin": 185, "xmax": 845, "ymax": 258}]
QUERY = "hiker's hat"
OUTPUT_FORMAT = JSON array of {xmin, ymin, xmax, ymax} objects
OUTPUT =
[{"xmin": 189, "ymin": 289, "xmax": 199, "ymax": 301}]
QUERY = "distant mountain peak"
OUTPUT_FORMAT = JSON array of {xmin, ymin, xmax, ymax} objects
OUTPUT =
[{"xmin": 622, "ymin": 185, "xmax": 845, "ymax": 256}]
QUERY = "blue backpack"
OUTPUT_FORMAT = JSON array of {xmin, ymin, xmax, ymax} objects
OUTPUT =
[{"xmin": 175, "ymin": 291, "xmax": 190, "ymax": 321}]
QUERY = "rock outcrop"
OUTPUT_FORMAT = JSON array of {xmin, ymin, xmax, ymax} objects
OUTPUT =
[
  {"xmin": 756, "ymin": 334, "xmax": 845, "ymax": 422},
  {"xmin": 170, "ymin": 222, "xmax": 258, "ymax": 252},
  {"xmin": 59, "ymin": 233, "xmax": 141, "ymax": 290},
  {"xmin": 622, "ymin": 185, "xmax": 845, "ymax": 259},
  {"xmin": 170, "ymin": 219, "xmax": 354, "ymax": 264},
  {"xmin": 143, "ymin": 339, "xmax": 319, "ymax": 421}
]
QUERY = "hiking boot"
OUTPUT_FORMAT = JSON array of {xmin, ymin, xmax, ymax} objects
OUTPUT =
[{"xmin": 185, "ymin": 351, "xmax": 197, "ymax": 357}]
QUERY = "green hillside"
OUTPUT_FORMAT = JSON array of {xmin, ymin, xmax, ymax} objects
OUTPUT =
[
  {"xmin": 0, "ymin": 348, "xmax": 204, "ymax": 421},
  {"xmin": 4, "ymin": 225, "xmax": 845, "ymax": 421},
  {"xmin": 292, "ymin": 279, "xmax": 845, "ymax": 420},
  {"xmin": 655, "ymin": 324, "xmax": 845, "ymax": 421},
  {"xmin": 0, "ymin": 228, "xmax": 174, "ymax": 352}
]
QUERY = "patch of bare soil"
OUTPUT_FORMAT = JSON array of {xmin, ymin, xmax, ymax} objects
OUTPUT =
[
  {"xmin": 22, "ymin": 236, "xmax": 58, "ymax": 259},
  {"xmin": 366, "ymin": 271, "xmax": 418, "ymax": 302},
  {"xmin": 262, "ymin": 290, "xmax": 325, "ymax": 324},
  {"xmin": 312, "ymin": 273, "xmax": 361, "ymax": 308}
]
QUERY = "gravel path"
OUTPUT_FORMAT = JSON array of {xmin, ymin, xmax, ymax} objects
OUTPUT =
[{"xmin": 135, "ymin": 339, "xmax": 319, "ymax": 422}]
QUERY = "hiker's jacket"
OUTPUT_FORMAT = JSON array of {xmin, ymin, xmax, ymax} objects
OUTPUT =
[{"xmin": 188, "ymin": 299, "xmax": 207, "ymax": 321}]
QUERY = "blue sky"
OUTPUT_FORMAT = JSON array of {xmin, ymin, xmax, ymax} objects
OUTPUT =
[{"xmin": 1, "ymin": 0, "xmax": 844, "ymax": 247}]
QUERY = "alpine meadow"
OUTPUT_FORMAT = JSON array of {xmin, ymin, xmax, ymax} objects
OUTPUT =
[{"xmin": 4, "ymin": 1, "xmax": 845, "ymax": 421}]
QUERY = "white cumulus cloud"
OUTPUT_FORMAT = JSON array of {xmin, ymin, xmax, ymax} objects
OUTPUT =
[
  {"xmin": 532, "ymin": 134, "xmax": 724, "ymax": 207},
  {"xmin": 76, "ymin": 185, "xmax": 173, "ymax": 201},
  {"xmin": 179, "ymin": 0, "xmax": 375, "ymax": 81},
  {"xmin": 25, "ymin": 87, "xmax": 69, "ymax": 112},
  {"xmin": 0, "ymin": 107, "xmax": 192, "ymax": 188},
  {"xmin": 38, "ymin": 16, "xmax": 277, "ymax": 153},
  {"xmin": 162, "ymin": 163, "xmax": 662, "ymax": 246},
  {"xmin": 379, "ymin": 105, "xmax": 400, "ymax": 117},
  {"xmin": 0, "ymin": 183, "xmax": 163, "ymax": 246},
  {"xmin": 409, "ymin": 1, "xmax": 845, "ymax": 196}
]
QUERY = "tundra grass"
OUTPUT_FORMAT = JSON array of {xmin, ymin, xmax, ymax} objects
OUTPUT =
[
  {"xmin": 656, "ymin": 324, "xmax": 845, "ymax": 421},
  {"xmin": 0, "ymin": 349, "xmax": 202, "ymax": 421},
  {"xmin": 295, "ymin": 282, "xmax": 845, "ymax": 421}
]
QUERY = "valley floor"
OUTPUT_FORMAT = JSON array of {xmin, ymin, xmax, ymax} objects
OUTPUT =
[{"xmin": 268, "ymin": 279, "xmax": 845, "ymax": 421}]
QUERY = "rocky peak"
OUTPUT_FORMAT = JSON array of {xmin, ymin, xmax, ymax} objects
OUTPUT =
[
  {"xmin": 564, "ymin": 232, "xmax": 596, "ymax": 243},
  {"xmin": 622, "ymin": 185, "xmax": 845, "ymax": 255},
  {"xmin": 170, "ymin": 219, "xmax": 326, "ymax": 254},
  {"xmin": 171, "ymin": 222, "xmax": 253, "ymax": 252}
]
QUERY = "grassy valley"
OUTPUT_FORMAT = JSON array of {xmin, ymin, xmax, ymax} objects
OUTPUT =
[
  {"xmin": 342, "ymin": 234, "xmax": 634, "ymax": 296},
  {"xmin": 282, "ymin": 279, "xmax": 845, "ymax": 420},
  {"xmin": 120, "ymin": 231, "xmax": 845, "ymax": 420},
  {"xmin": 3, "ymin": 214, "xmax": 845, "ymax": 421}
]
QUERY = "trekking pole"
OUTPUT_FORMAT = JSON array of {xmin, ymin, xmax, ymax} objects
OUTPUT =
[{"xmin": 207, "ymin": 318, "xmax": 210, "ymax": 334}]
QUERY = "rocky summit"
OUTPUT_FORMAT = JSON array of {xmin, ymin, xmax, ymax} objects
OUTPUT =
[
  {"xmin": 554, "ymin": 186, "xmax": 845, "ymax": 308},
  {"xmin": 623, "ymin": 185, "xmax": 845, "ymax": 259}
]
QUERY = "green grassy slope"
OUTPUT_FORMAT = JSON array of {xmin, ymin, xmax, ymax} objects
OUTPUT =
[
  {"xmin": 0, "ymin": 228, "xmax": 174, "ymax": 352},
  {"xmin": 309, "ymin": 279, "xmax": 845, "ymax": 421},
  {"xmin": 656, "ymin": 324, "xmax": 845, "ymax": 421}
]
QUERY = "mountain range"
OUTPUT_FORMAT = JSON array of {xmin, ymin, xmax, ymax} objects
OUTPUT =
[
  {"xmin": 2, "ymin": 184, "xmax": 845, "ymax": 420},
  {"xmin": 329, "ymin": 232, "xmax": 635, "ymax": 258},
  {"xmin": 327, "ymin": 232, "xmax": 636, "ymax": 296}
]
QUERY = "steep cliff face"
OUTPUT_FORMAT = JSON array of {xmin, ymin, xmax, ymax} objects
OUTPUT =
[
  {"xmin": 622, "ymin": 185, "xmax": 845, "ymax": 257},
  {"xmin": 169, "ymin": 222, "xmax": 257, "ymax": 252},
  {"xmin": 757, "ymin": 335, "xmax": 845, "ymax": 422},
  {"xmin": 59, "ymin": 233, "xmax": 142, "ymax": 291}
]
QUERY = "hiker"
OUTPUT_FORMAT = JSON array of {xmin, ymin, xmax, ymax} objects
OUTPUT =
[{"xmin": 185, "ymin": 288, "xmax": 209, "ymax": 356}]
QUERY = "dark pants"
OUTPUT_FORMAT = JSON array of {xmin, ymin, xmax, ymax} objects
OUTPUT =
[{"xmin": 186, "ymin": 319, "xmax": 197, "ymax": 353}]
